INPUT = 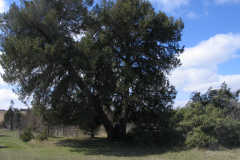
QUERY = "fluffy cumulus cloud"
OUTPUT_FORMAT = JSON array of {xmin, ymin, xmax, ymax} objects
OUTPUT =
[
  {"xmin": 180, "ymin": 33, "xmax": 240, "ymax": 68},
  {"xmin": 0, "ymin": 0, "xmax": 7, "ymax": 13},
  {"xmin": 150, "ymin": 0, "xmax": 190, "ymax": 13},
  {"xmin": 169, "ymin": 33, "xmax": 240, "ymax": 107}
]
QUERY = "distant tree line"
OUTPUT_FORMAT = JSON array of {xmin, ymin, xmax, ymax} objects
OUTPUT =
[
  {"xmin": 1, "ymin": 101, "xmax": 103, "ymax": 138},
  {"xmin": 2, "ymin": 102, "xmax": 42, "ymax": 132}
]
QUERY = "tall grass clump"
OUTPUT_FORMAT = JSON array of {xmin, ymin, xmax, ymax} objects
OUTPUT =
[{"xmin": 20, "ymin": 125, "xmax": 34, "ymax": 142}]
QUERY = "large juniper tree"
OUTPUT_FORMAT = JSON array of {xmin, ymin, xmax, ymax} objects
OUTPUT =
[{"xmin": 0, "ymin": 0, "xmax": 184, "ymax": 137}]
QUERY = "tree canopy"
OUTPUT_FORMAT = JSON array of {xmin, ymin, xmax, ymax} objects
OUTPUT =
[
  {"xmin": 0, "ymin": 0, "xmax": 184, "ymax": 137},
  {"xmin": 190, "ymin": 82, "xmax": 240, "ymax": 109}
]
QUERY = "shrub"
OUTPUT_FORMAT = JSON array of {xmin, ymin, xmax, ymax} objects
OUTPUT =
[
  {"xmin": 20, "ymin": 125, "xmax": 34, "ymax": 142},
  {"xmin": 0, "ymin": 122, "xmax": 2, "ymax": 128},
  {"xmin": 1, "ymin": 121, "xmax": 7, "ymax": 128},
  {"xmin": 36, "ymin": 127, "xmax": 48, "ymax": 141},
  {"xmin": 185, "ymin": 128, "xmax": 212, "ymax": 147},
  {"xmin": 173, "ymin": 102, "xmax": 240, "ymax": 148}
]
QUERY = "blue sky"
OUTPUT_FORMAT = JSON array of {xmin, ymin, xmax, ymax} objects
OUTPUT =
[{"xmin": 0, "ymin": 0, "xmax": 240, "ymax": 110}]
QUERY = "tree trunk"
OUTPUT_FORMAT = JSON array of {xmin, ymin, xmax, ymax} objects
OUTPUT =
[
  {"xmin": 121, "ymin": 83, "xmax": 130, "ymax": 136},
  {"xmin": 91, "ymin": 128, "xmax": 94, "ymax": 138},
  {"xmin": 10, "ymin": 120, "xmax": 13, "ymax": 130},
  {"xmin": 66, "ymin": 64, "xmax": 112, "ymax": 137},
  {"xmin": 122, "ymin": 108, "xmax": 129, "ymax": 136},
  {"xmin": 48, "ymin": 124, "xmax": 50, "ymax": 137}
]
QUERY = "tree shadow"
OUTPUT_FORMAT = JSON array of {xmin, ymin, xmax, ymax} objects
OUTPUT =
[
  {"xmin": 0, "ymin": 146, "xmax": 8, "ymax": 149},
  {"xmin": 54, "ymin": 137, "xmax": 183, "ymax": 157}
]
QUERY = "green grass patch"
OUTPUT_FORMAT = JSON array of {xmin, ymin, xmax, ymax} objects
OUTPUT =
[{"xmin": 1, "ymin": 128, "xmax": 240, "ymax": 160}]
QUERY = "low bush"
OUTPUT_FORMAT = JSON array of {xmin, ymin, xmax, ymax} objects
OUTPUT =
[
  {"xmin": 173, "ymin": 102, "xmax": 240, "ymax": 148},
  {"xmin": 36, "ymin": 127, "xmax": 48, "ymax": 141},
  {"xmin": 20, "ymin": 125, "xmax": 34, "ymax": 142},
  {"xmin": 1, "ymin": 121, "xmax": 7, "ymax": 128}
]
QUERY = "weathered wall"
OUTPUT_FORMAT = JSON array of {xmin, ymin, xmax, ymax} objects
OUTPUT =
[{"xmin": 0, "ymin": 111, "xmax": 5, "ymax": 123}]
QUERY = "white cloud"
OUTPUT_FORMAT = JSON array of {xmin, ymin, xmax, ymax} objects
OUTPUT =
[
  {"xmin": 214, "ymin": 0, "xmax": 240, "ymax": 4},
  {"xmin": 0, "ymin": 0, "xmax": 8, "ymax": 13},
  {"xmin": 0, "ymin": 88, "xmax": 26, "ymax": 110},
  {"xmin": 169, "ymin": 33, "xmax": 240, "ymax": 96},
  {"xmin": 186, "ymin": 11, "xmax": 199, "ymax": 19},
  {"xmin": 173, "ymin": 100, "xmax": 189, "ymax": 108},
  {"xmin": 170, "ymin": 67, "xmax": 219, "ymax": 91},
  {"xmin": 0, "ymin": 78, "xmax": 5, "ymax": 85},
  {"xmin": 151, "ymin": 0, "xmax": 190, "ymax": 13},
  {"xmin": 180, "ymin": 33, "xmax": 240, "ymax": 68},
  {"xmin": 182, "ymin": 74, "xmax": 240, "ymax": 92}
]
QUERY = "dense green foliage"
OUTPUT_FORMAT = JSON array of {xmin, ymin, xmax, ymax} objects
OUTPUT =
[
  {"xmin": 20, "ymin": 125, "xmax": 35, "ymax": 142},
  {"xmin": 0, "ymin": 0, "xmax": 184, "ymax": 139},
  {"xmin": 172, "ymin": 83, "xmax": 240, "ymax": 148},
  {"xmin": 174, "ymin": 102, "xmax": 240, "ymax": 148},
  {"xmin": 190, "ymin": 82, "xmax": 240, "ymax": 109}
]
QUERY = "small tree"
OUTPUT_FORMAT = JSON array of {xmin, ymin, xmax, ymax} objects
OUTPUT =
[
  {"xmin": 78, "ymin": 110, "xmax": 102, "ymax": 138},
  {"xmin": 20, "ymin": 125, "xmax": 34, "ymax": 142},
  {"xmin": 3, "ymin": 100, "xmax": 15, "ymax": 130},
  {"xmin": 14, "ymin": 111, "xmax": 22, "ymax": 129},
  {"xmin": 18, "ymin": 107, "xmax": 43, "ymax": 132}
]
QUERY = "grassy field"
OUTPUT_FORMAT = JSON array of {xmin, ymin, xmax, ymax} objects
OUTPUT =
[{"xmin": 1, "ymin": 129, "xmax": 240, "ymax": 160}]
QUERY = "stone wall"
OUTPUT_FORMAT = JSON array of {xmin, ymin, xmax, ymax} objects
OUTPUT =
[{"xmin": 48, "ymin": 125, "xmax": 80, "ymax": 137}]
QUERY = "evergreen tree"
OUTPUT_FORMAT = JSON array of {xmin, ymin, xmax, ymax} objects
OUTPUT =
[
  {"xmin": 0, "ymin": 0, "xmax": 184, "ymax": 138},
  {"xmin": 87, "ymin": 0, "xmax": 184, "ymax": 135},
  {"xmin": 3, "ymin": 100, "xmax": 15, "ymax": 130}
]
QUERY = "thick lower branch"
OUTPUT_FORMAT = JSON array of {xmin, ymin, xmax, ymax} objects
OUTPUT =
[{"xmin": 65, "ymin": 64, "xmax": 111, "ymax": 134}]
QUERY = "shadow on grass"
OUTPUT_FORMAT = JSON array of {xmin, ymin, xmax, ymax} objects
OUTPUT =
[
  {"xmin": 0, "ymin": 146, "xmax": 8, "ymax": 149},
  {"xmin": 54, "ymin": 138, "xmax": 182, "ymax": 157}
]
